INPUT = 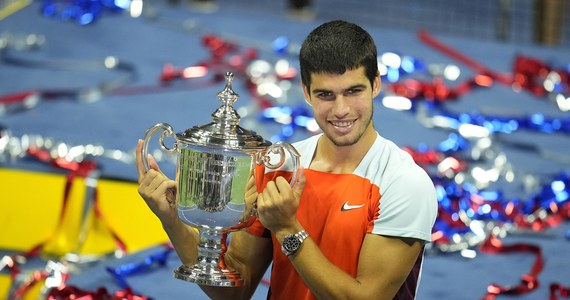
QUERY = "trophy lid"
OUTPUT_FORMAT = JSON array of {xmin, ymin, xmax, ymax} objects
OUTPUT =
[{"xmin": 177, "ymin": 72, "xmax": 271, "ymax": 150}]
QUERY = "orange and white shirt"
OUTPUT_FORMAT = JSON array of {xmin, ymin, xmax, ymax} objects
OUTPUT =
[{"xmin": 247, "ymin": 132, "xmax": 438, "ymax": 300}]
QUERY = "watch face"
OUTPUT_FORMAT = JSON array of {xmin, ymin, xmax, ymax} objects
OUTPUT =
[{"xmin": 284, "ymin": 235, "xmax": 301, "ymax": 252}]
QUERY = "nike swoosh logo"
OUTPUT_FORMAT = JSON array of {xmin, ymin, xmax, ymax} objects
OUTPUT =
[{"xmin": 341, "ymin": 201, "xmax": 365, "ymax": 211}]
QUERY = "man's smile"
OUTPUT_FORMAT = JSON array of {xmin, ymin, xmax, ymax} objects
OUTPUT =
[{"xmin": 330, "ymin": 120, "xmax": 355, "ymax": 128}]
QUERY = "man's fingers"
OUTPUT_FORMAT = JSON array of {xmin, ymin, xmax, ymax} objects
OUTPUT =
[
  {"xmin": 257, "ymin": 192, "xmax": 265, "ymax": 212},
  {"xmin": 166, "ymin": 181, "xmax": 177, "ymax": 200},
  {"xmin": 140, "ymin": 169, "xmax": 167, "ymax": 193},
  {"xmin": 263, "ymin": 180, "xmax": 281, "ymax": 203},
  {"xmin": 136, "ymin": 139, "xmax": 166, "ymax": 179},
  {"xmin": 275, "ymin": 176, "xmax": 293, "ymax": 199},
  {"xmin": 147, "ymin": 154, "xmax": 162, "ymax": 173},
  {"xmin": 147, "ymin": 171, "xmax": 168, "ymax": 191},
  {"xmin": 158, "ymin": 180, "xmax": 176, "ymax": 200},
  {"xmin": 136, "ymin": 139, "xmax": 146, "ymax": 182},
  {"xmin": 292, "ymin": 167, "xmax": 306, "ymax": 199},
  {"xmin": 244, "ymin": 173, "xmax": 255, "ymax": 195}
]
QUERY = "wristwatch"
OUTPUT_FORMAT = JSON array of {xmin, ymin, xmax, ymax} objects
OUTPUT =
[{"xmin": 281, "ymin": 230, "xmax": 309, "ymax": 256}]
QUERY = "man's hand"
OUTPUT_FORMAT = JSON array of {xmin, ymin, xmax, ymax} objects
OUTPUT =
[
  {"xmin": 240, "ymin": 170, "xmax": 258, "ymax": 223},
  {"xmin": 135, "ymin": 139, "xmax": 178, "ymax": 227},
  {"xmin": 256, "ymin": 167, "xmax": 306, "ymax": 235}
]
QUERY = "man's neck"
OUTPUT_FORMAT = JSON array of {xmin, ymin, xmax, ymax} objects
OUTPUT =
[{"xmin": 310, "ymin": 126, "xmax": 377, "ymax": 174}]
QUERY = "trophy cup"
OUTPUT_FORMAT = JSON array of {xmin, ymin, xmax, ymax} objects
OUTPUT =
[{"xmin": 141, "ymin": 72, "xmax": 300, "ymax": 286}]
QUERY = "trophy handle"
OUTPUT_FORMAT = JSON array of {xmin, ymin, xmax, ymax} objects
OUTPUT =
[
  {"xmin": 264, "ymin": 141, "xmax": 301, "ymax": 187},
  {"xmin": 142, "ymin": 122, "xmax": 178, "ymax": 172}
]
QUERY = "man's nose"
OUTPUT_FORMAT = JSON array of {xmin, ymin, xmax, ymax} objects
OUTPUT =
[{"xmin": 333, "ymin": 96, "xmax": 350, "ymax": 117}]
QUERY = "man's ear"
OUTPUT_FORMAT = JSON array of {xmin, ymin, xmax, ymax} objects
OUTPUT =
[
  {"xmin": 302, "ymin": 84, "xmax": 312, "ymax": 106},
  {"xmin": 373, "ymin": 72, "xmax": 381, "ymax": 97}
]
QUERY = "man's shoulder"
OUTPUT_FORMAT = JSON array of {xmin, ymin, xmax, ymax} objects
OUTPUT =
[{"xmin": 360, "ymin": 134, "xmax": 431, "ymax": 186}]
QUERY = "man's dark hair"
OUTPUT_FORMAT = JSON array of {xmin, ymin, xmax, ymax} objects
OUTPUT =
[{"xmin": 299, "ymin": 20, "xmax": 379, "ymax": 91}]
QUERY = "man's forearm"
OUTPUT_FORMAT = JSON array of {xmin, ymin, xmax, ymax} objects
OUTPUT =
[
  {"xmin": 288, "ymin": 234, "xmax": 422, "ymax": 300},
  {"xmin": 162, "ymin": 218, "xmax": 200, "ymax": 265},
  {"xmin": 287, "ymin": 237, "xmax": 370, "ymax": 299}
]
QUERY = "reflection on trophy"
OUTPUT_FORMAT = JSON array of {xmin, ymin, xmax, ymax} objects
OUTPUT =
[{"xmin": 141, "ymin": 72, "xmax": 300, "ymax": 286}]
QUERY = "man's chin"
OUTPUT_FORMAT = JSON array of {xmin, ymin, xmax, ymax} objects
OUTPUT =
[{"xmin": 330, "ymin": 135, "xmax": 359, "ymax": 147}]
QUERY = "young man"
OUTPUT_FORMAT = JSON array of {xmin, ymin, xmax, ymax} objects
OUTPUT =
[{"xmin": 136, "ymin": 20, "xmax": 438, "ymax": 300}]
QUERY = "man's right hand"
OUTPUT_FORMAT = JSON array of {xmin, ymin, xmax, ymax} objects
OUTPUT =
[{"xmin": 135, "ymin": 139, "xmax": 178, "ymax": 227}]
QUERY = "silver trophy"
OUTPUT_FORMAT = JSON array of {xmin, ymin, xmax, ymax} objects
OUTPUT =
[{"xmin": 141, "ymin": 72, "xmax": 300, "ymax": 286}]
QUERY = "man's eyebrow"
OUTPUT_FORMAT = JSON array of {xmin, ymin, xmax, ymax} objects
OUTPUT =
[
  {"xmin": 311, "ymin": 88, "xmax": 331, "ymax": 94},
  {"xmin": 345, "ymin": 84, "xmax": 367, "ymax": 90},
  {"xmin": 312, "ymin": 84, "xmax": 367, "ymax": 94}
]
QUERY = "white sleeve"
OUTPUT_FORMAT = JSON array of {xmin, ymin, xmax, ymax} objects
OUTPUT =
[{"xmin": 371, "ymin": 165, "xmax": 438, "ymax": 243}]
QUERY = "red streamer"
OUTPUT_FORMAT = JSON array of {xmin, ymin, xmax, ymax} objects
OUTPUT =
[
  {"xmin": 513, "ymin": 55, "xmax": 570, "ymax": 97},
  {"xmin": 417, "ymin": 30, "xmax": 513, "ymax": 85},
  {"xmin": 159, "ymin": 34, "xmax": 277, "ymax": 109},
  {"xmin": 390, "ymin": 76, "xmax": 488, "ymax": 103},
  {"xmin": 46, "ymin": 286, "xmax": 147, "ymax": 300},
  {"xmin": 418, "ymin": 30, "xmax": 570, "ymax": 101},
  {"xmin": 9, "ymin": 270, "xmax": 50, "ymax": 300},
  {"xmin": 479, "ymin": 235, "xmax": 543, "ymax": 299},
  {"xmin": 550, "ymin": 283, "xmax": 570, "ymax": 300}
]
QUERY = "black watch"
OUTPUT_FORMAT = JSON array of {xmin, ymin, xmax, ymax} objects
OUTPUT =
[{"xmin": 281, "ymin": 230, "xmax": 309, "ymax": 256}]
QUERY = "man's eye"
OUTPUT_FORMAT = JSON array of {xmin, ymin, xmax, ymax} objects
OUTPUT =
[
  {"xmin": 346, "ymin": 89, "xmax": 363, "ymax": 95},
  {"xmin": 317, "ymin": 92, "xmax": 334, "ymax": 99}
]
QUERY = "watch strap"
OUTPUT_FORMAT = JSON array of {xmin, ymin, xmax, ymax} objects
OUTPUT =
[{"xmin": 295, "ymin": 230, "xmax": 309, "ymax": 242}]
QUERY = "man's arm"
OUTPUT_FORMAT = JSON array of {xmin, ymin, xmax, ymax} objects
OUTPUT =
[
  {"xmin": 200, "ymin": 230, "xmax": 273, "ymax": 300},
  {"xmin": 258, "ymin": 171, "xmax": 426, "ymax": 299},
  {"xmin": 136, "ymin": 140, "xmax": 272, "ymax": 299},
  {"xmin": 283, "ymin": 231, "xmax": 423, "ymax": 300},
  {"xmin": 136, "ymin": 139, "xmax": 199, "ymax": 264}
]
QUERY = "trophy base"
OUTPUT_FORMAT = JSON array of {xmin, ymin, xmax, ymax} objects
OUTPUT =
[{"xmin": 174, "ymin": 264, "xmax": 244, "ymax": 287}]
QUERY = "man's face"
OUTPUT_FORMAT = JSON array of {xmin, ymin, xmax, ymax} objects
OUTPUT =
[{"xmin": 303, "ymin": 66, "xmax": 380, "ymax": 147}]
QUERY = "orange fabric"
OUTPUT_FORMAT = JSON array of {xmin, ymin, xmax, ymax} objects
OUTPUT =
[{"xmin": 247, "ymin": 169, "xmax": 381, "ymax": 300}]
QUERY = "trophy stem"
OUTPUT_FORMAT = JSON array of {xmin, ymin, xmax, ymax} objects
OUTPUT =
[{"xmin": 173, "ymin": 227, "xmax": 244, "ymax": 286}]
